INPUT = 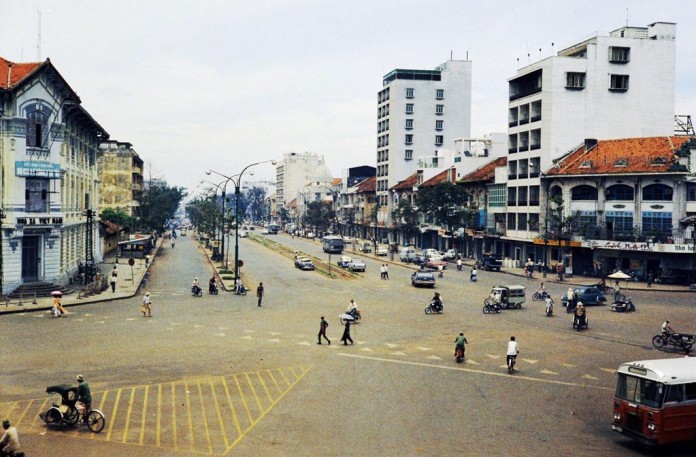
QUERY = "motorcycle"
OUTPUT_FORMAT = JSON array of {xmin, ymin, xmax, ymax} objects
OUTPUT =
[
  {"xmin": 544, "ymin": 299, "xmax": 554, "ymax": 317},
  {"xmin": 437, "ymin": 269, "xmax": 444, "ymax": 278},
  {"xmin": 209, "ymin": 283, "xmax": 219, "ymax": 295},
  {"xmin": 470, "ymin": 272, "xmax": 478, "ymax": 282},
  {"xmin": 456, "ymin": 263, "xmax": 463, "ymax": 271},
  {"xmin": 611, "ymin": 295, "xmax": 635, "ymax": 312},
  {"xmin": 532, "ymin": 290, "xmax": 550, "ymax": 301},
  {"xmin": 455, "ymin": 345, "xmax": 465, "ymax": 363},
  {"xmin": 425, "ymin": 301, "xmax": 444, "ymax": 314},
  {"xmin": 191, "ymin": 285, "xmax": 202, "ymax": 297},
  {"xmin": 234, "ymin": 286, "xmax": 248, "ymax": 296},
  {"xmin": 652, "ymin": 332, "xmax": 694, "ymax": 351},
  {"xmin": 572, "ymin": 313, "xmax": 588, "ymax": 331},
  {"xmin": 482, "ymin": 302, "xmax": 502, "ymax": 314},
  {"xmin": 344, "ymin": 308, "xmax": 362, "ymax": 323}
]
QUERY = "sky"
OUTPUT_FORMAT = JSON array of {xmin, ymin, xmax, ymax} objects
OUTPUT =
[{"xmin": 1, "ymin": 0, "xmax": 695, "ymax": 195}]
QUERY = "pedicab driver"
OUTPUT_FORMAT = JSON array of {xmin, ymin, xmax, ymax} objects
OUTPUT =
[
  {"xmin": 0, "ymin": 419, "xmax": 20, "ymax": 456},
  {"xmin": 76, "ymin": 375, "xmax": 92, "ymax": 419}
]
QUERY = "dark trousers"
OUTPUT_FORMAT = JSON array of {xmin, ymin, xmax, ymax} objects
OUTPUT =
[
  {"xmin": 341, "ymin": 329, "xmax": 353, "ymax": 345},
  {"xmin": 257, "ymin": 296, "xmax": 263, "ymax": 306},
  {"xmin": 111, "ymin": 282, "xmax": 116, "ymax": 292},
  {"xmin": 318, "ymin": 329, "xmax": 330, "ymax": 344}
]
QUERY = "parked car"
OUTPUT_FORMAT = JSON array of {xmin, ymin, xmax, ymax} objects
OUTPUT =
[
  {"xmin": 442, "ymin": 249, "xmax": 458, "ymax": 261},
  {"xmin": 337, "ymin": 256, "xmax": 353, "ymax": 268},
  {"xmin": 348, "ymin": 259, "xmax": 366, "ymax": 272},
  {"xmin": 239, "ymin": 230, "xmax": 248, "ymax": 238},
  {"xmin": 411, "ymin": 271, "xmax": 436, "ymax": 287},
  {"xmin": 561, "ymin": 286, "xmax": 607, "ymax": 307},
  {"xmin": 481, "ymin": 254, "xmax": 502, "ymax": 271},
  {"xmin": 305, "ymin": 232, "xmax": 316, "ymax": 239},
  {"xmin": 376, "ymin": 246, "xmax": 388, "ymax": 256},
  {"xmin": 294, "ymin": 257, "xmax": 315, "ymax": 270},
  {"xmin": 360, "ymin": 242, "xmax": 372, "ymax": 253},
  {"xmin": 261, "ymin": 228, "xmax": 269, "ymax": 234},
  {"xmin": 399, "ymin": 248, "xmax": 418, "ymax": 262}
]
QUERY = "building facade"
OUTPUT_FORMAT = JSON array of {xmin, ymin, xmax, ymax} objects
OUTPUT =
[
  {"xmin": 504, "ymin": 21, "xmax": 677, "ymax": 261},
  {"xmin": 0, "ymin": 57, "xmax": 108, "ymax": 294},
  {"xmin": 376, "ymin": 60, "xmax": 472, "ymax": 240},
  {"xmin": 97, "ymin": 140, "xmax": 144, "ymax": 218},
  {"xmin": 275, "ymin": 152, "xmax": 331, "ymax": 215}
]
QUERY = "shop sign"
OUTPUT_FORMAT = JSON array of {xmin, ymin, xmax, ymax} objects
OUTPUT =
[
  {"xmin": 533, "ymin": 237, "xmax": 581, "ymax": 247},
  {"xmin": 15, "ymin": 161, "xmax": 60, "ymax": 177}
]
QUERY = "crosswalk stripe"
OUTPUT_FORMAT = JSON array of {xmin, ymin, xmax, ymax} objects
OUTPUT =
[
  {"xmin": 582, "ymin": 374, "xmax": 598, "ymax": 380},
  {"xmin": 540, "ymin": 369, "xmax": 558, "ymax": 375},
  {"xmin": 521, "ymin": 359, "xmax": 538, "ymax": 364},
  {"xmin": 426, "ymin": 355, "xmax": 442, "ymax": 360}
]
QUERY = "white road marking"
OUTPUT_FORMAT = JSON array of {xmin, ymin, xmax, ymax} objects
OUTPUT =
[
  {"xmin": 521, "ymin": 359, "xmax": 538, "ymax": 364},
  {"xmin": 268, "ymin": 338, "xmax": 281, "ymax": 343},
  {"xmin": 466, "ymin": 360, "xmax": 480, "ymax": 365},
  {"xmin": 561, "ymin": 363, "xmax": 576, "ymax": 368},
  {"xmin": 360, "ymin": 347, "xmax": 373, "ymax": 352},
  {"xmin": 426, "ymin": 355, "xmax": 442, "ymax": 360},
  {"xmin": 539, "ymin": 369, "xmax": 558, "ymax": 375},
  {"xmin": 219, "ymin": 326, "xmax": 229, "ymax": 330},
  {"xmin": 194, "ymin": 324, "xmax": 203, "ymax": 328},
  {"xmin": 33, "ymin": 314, "xmax": 44, "ymax": 318},
  {"xmin": 126, "ymin": 318, "xmax": 136, "ymax": 321},
  {"xmin": 357, "ymin": 341, "xmax": 368, "ymax": 345},
  {"xmin": 417, "ymin": 347, "xmax": 432, "ymax": 351},
  {"xmin": 215, "ymin": 333, "xmax": 226, "ymax": 337},
  {"xmin": 599, "ymin": 368, "xmax": 616, "ymax": 373},
  {"xmin": 244, "ymin": 330, "xmax": 254, "ymax": 333},
  {"xmin": 96, "ymin": 321, "xmax": 105, "ymax": 324},
  {"xmin": 297, "ymin": 342, "xmax": 311, "ymax": 346},
  {"xmin": 391, "ymin": 351, "xmax": 407, "ymax": 356},
  {"xmin": 240, "ymin": 336, "xmax": 253, "ymax": 340},
  {"xmin": 582, "ymin": 374, "xmax": 598, "ymax": 380},
  {"xmin": 486, "ymin": 354, "xmax": 502, "ymax": 359},
  {"xmin": 84, "ymin": 313, "xmax": 93, "ymax": 316},
  {"xmin": 269, "ymin": 332, "xmax": 281, "ymax": 335},
  {"xmin": 337, "ymin": 354, "xmax": 612, "ymax": 391},
  {"xmin": 384, "ymin": 343, "xmax": 398, "ymax": 348}
]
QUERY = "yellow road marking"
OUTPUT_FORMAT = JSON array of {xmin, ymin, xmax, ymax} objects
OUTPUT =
[
  {"xmin": 156, "ymin": 384, "xmax": 162, "ymax": 448},
  {"xmin": 225, "ymin": 366, "xmax": 313, "ymax": 454},
  {"xmin": 105, "ymin": 389, "xmax": 122, "ymax": 441},
  {"xmin": 257, "ymin": 372, "xmax": 274, "ymax": 404},
  {"xmin": 244, "ymin": 373, "xmax": 264, "ymax": 413},
  {"xmin": 15, "ymin": 399, "xmax": 34, "ymax": 428},
  {"xmin": 267, "ymin": 369, "xmax": 283, "ymax": 395},
  {"xmin": 221, "ymin": 377, "xmax": 242, "ymax": 437},
  {"xmin": 278, "ymin": 368, "xmax": 291, "ymax": 388},
  {"xmin": 29, "ymin": 398, "xmax": 49, "ymax": 432},
  {"xmin": 89, "ymin": 390, "xmax": 109, "ymax": 440},
  {"xmin": 170, "ymin": 382, "xmax": 178, "ymax": 450},
  {"xmin": 233, "ymin": 374, "xmax": 254, "ymax": 426},
  {"xmin": 139, "ymin": 385, "xmax": 149, "ymax": 445},
  {"xmin": 210, "ymin": 380, "xmax": 230, "ymax": 450},
  {"xmin": 196, "ymin": 382, "xmax": 213, "ymax": 455},
  {"xmin": 184, "ymin": 381, "xmax": 195, "ymax": 452},
  {"xmin": 122, "ymin": 387, "xmax": 137, "ymax": 443},
  {"xmin": 338, "ymin": 354, "xmax": 613, "ymax": 391},
  {"xmin": 288, "ymin": 367, "xmax": 299, "ymax": 380}
]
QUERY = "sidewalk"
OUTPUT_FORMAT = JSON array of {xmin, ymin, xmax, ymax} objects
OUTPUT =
[{"xmin": 0, "ymin": 239, "xmax": 162, "ymax": 316}]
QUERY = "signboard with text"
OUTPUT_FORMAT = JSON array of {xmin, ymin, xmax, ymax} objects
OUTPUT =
[{"xmin": 15, "ymin": 161, "xmax": 60, "ymax": 177}]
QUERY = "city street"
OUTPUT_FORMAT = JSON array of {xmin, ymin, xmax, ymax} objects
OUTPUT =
[{"xmin": 1, "ymin": 233, "xmax": 695, "ymax": 456}]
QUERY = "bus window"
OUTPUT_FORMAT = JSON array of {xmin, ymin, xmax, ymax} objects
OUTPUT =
[
  {"xmin": 665, "ymin": 385, "xmax": 684, "ymax": 403},
  {"xmin": 686, "ymin": 382, "xmax": 696, "ymax": 401},
  {"xmin": 616, "ymin": 374, "xmax": 664, "ymax": 408}
]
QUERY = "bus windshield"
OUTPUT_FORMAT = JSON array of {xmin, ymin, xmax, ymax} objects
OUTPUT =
[{"xmin": 615, "ymin": 373, "xmax": 665, "ymax": 408}]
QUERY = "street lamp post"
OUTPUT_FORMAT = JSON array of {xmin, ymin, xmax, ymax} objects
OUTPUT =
[
  {"xmin": 200, "ymin": 179, "xmax": 228, "ymax": 263},
  {"xmin": 208, "ymin": 159, "xmax": 276, "ymax": 280}
]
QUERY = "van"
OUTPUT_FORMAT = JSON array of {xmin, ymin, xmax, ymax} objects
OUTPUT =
[{"xmin": 399, "ymin": 248, "xmax": 418, "ymax": 263}]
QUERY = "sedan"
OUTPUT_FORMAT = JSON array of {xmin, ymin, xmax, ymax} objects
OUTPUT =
[
  {"xmin": 348, "ymin": 259, "xmax": 366, "ymax": 272},
  {"xmin": 294, "ymin": 257, "xmax": 315, "ymax": 270},
  {"xmin": 337, "ymin": 256, "xmax": 353, "ymax": 268},
  {"xmin": 238, "ymin": 230, "xmax": 248, "ymax": 238},
  {"xmin": 425, "ymin": 259, "xmax": 448, "ymax": 270},
  {"xmin": 561, "ymin": 286, "xmax": 607, "ymax": 307},
  {"xmin": 376, "ymin": 246, "xmax": 389, "ymax": 256},
  {"xmin": 411, "ymin": 271, "xmax": 436, "ymax": 288}
]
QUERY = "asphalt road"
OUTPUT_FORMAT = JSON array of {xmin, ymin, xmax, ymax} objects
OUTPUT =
[{"xmin": 1, "ymin": 232, "xmax": 695, "ymax": 456}]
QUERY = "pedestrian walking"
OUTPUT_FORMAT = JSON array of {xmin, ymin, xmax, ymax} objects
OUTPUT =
[
  {"xmin": 318, "ymin": 316, "xmax": 330, "ymax": 345},
  {"xmin": 141, "ymin": 291, "xmax": 152, "ymax": 317},
  {"xmin": 171, "ymin": 238, "xmax": 175, "ymax": 248},
  {"xmin": 384, "ymin": 263, "xmax": 389, "ymax": 280},
  {"xmin": 52, "ymin": 294, "xmax": 67, "ymax": 317},
  {"xmin": 110, "ymin": 272, "xmax": 117, "ymax": 293},
  {"xmin": 256, "ymin": 282, "xmax": 264, "ymax": 307},
  {"xmin": 567, "ymin": 287, "xmax": 575, "ymax": 309},
  {"xmin": 614, "ymin": 281, "xmax": 621, "ymax": 301},
  {"xmin": 379, "ymin": 264, "xmax": 386, "ymax": 280},
  {"xmin": 340, "ymin": 320, "xmax": 354, "ymax": 345},
  {"xmin": 647, "ymin": 272, "xmax": 653, "ymax": 288}
]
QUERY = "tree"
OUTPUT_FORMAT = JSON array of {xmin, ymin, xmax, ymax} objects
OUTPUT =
[
  {"xmin": 415, "ymin": 182, "xmax": 470, "ymax": 229},
  {"xmin": 303, "ymin": 201, "xmax": 334, "ymax": 233},
  {"xmin": 394, "ymin": 199, "xmax": 420, "ymax": 245},
  {"xmin": 140, "ymin": 183, "xmax": 187, "ymax": 231},
  {"xmin": 100, "ymin": 208, "xmax": 135, "ymax": 232},
  {"xmin": 186, "ymin": 194, "xmax": 219, "ymax": 235},
  {"xmin": 244, "ymin": 186, "xmax": 267, "ymax": 222},
  {"xmin": 544, "ymin": 194, "xmax": 580, "ymax": 262}
]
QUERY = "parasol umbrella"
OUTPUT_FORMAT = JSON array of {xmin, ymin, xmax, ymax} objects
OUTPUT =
[
  {"xmin": 339, "ymin": 313, "xmax": 355, "ymax": 325},
  {"xmin": 50, "ymin": 291, "xmax": 63, "ymax": 296},
  {"xmin": 607, "ymin": 270, "xmax": 632, "ymax": 298}
]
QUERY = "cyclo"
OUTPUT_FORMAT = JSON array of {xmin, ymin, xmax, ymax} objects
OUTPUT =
[
  {"xmin": 39, "ymin": 384, "xmax": 106, "ymax": 433},
  {"xmin": 484, "ymin": 285, "xmax": 526, "ymax": 309}
]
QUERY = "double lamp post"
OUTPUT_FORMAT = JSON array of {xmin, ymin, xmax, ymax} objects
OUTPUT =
[{"xmin": 207, "ymin": 159, "xmax": 276, "ymax": 281}]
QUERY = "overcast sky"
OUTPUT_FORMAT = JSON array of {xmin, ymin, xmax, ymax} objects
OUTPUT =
[{"xmin": 1, "ymin": 1, "xmax": 694, "ymax": 194}]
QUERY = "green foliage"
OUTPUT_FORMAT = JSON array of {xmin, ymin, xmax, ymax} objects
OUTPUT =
[
  {"xmin": 100, "ymin": 208, "xmax": 135, "ymax": 231},
  {"xmin": 303, "ymin": 201, "xmax": 335, "ymax": 231},
  {"xmin": 140, "ymin": 183, "xmax": 187, "ymax": 231},
  {"xmin": 544, "ymin": 194, "xmax": 580, "ymax": 250},
  {"xmin": 395, "ymin": 199, "xmax": 420, "ymax": 244},
  {"xmin": 415, "ymin": 182, "xmax": 470, "ymax": 228},
  {"xmin": 187, "ymin": 194, "xmax": 220, "ymax": 234}
]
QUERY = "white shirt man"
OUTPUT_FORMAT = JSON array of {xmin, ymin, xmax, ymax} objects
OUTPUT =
[{"xmin": 545, "ymin": 297, "xmax": 553, "ymax": 314}]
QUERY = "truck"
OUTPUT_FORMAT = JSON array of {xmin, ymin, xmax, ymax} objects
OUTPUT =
[{"xmin": 481, "ymin": 254, "xmax": 503, "ymax": 272}]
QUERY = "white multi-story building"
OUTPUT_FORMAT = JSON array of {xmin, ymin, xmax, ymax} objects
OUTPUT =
[
  {"xmin": 503, "ymin": 21, "xmax": 676, "ymax": 261},
  {"xmin": 376, "ymin": 60, "xmax": 472, "ymax": 241},
  {"xmin": 0, "ymin": 57, "xmax": 108, "ymax": 294},
  {"xmin": 275, "ymin": 152, "xmax": 332, "ymax": 218}
]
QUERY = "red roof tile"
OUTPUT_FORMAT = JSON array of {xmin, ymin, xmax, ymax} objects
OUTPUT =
[
  {"xmin": 458, "ymin": 157, "xmax": 507, "ymax": 183},
  {"xmin": 331, "ymin": 177, "xmax": 342, "ymax": 185},
  {"xmin": 355, "ymin": 176, "xmax": 376, "ymax": 192},
  {"xmin": 546, "ymin": 136, "xmax": 693, "ymax": 176},
  {"xmin": 420, "ymin": 168, "xmax": 457, "ymax": 187},
  {"xmin": 0, "ymin": 56, "xmax": 43, "ymax": 89},
  {"xmin": 390, "ymin": 173, "xmax": 419, "ymax": 191}
]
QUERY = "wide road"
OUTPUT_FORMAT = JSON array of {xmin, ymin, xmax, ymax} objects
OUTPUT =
[{"xmin": 1, "ymin": 232, "xmax": 695, "ymax": 456}]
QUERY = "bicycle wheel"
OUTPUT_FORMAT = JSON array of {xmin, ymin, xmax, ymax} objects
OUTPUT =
[
  {"xmin": 651, "ymin": 335, "xmax": 665, "ymax": 349},
  {"xmin": 64, "ymin": 405, "xmax": 79, "ymax": 425},
  {"xmin": 86, "ymin": 410, "xmax": 105, "ymax": 433}
]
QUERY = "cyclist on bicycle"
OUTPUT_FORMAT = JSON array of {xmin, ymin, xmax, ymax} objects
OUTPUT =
[
  {"xmin": 76, "ymin": 375, "xmax": 92, "ymax": 419},
  {"xmin": 506, "ymin": 336, "xmax": 519, "ymax": 369}
]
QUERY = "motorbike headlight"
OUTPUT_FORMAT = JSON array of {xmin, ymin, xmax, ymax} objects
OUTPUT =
[{"xmin": 613, "ymin": 412, "xmax": 621, "ymax": 421}]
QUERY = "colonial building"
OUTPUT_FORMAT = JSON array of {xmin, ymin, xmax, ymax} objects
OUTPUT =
[
  {"xmin": 505, "ymin": 21, "xmax": 677, "ymax": 262},
  {"xmin": 275, "ymin": 152, "xmax": 331, "ymax": 216},
  {"xmin": 0, "ymin": 57, "xmax": 108, "ymax": 294},
  {"xmin": 97, "ymin": 140, "xmax": 144, "ymax": 218}
]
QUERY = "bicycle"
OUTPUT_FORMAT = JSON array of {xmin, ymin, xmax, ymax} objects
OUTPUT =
[{"xmin": 507, "ymin": 354, "xmax": 517, "ymax": 374}]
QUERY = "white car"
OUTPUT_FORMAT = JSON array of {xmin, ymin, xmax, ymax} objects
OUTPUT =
[
  {"xmin": 239, "ymin": 230, "xmax": 248, "ymax": 238},
  {"xmin": 376, "ymin": 246, "xmax": 388, "ymax": 256}
]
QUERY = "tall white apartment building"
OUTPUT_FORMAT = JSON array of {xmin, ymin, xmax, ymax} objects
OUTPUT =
[
  {"xmin": 376, "ymin": 60, "xmax": 472, "ymax": 239},
  {"xmin": 503, "ymin": 22, "xmax": 676, "ymax": 259},
  {"xmin": 275, "ymin": 152, "xmax": 332, "ymax": 216}
]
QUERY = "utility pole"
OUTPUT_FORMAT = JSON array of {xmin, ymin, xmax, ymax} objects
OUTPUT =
[{"xmin": 84, "ymin": 209, "xmax": 95, "ymax": 282}]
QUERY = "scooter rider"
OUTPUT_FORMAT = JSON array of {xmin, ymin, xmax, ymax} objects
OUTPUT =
[
  {"xmin": 431, "ymin": 292, "xmax": 443, "ymax": 312},
  {"xmin": 544, "ymin": 296, "xmax": 553, "ymax": 315},
  {"xmin": 456, "ymin": 258, "xmax": 463, "ymax": 271},
  {"xmin": 470, "ymin": 267, "xmax": 478, "ymax": 281},
  {"xmin": 192, "ymin": 277, "xmax": 201, "ymax": 295},
  {"xmin": 454, "ymin": 332, "xmax": 468, "ymax": 356},
  {"xmin": 346, "ymin": 299, "xmax": 361, "ymax": 319},
  {"xmin": 208, "ymin": 276, "xmax": 218, "ymax": 294},
  {"xmin": 506, "ymin": 336, "xmax": 519, "ymax": 369}
]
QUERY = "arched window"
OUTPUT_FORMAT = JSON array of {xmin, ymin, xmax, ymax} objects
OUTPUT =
[
  {"xmin": 605, "ymin": 184, "xmax": 634, "ymax": 201},
  {"xmin": 642, "ymin": 184, "xmax": 673, "ymax": 201},
  {"xmin": 549, "ymin": 185, "xmax": 562, "ymax": 199},
  {"xmin": 571, "ymin": 185, "xmax": 598, "ymax": 201}
]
